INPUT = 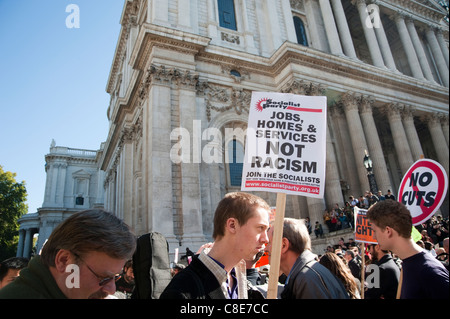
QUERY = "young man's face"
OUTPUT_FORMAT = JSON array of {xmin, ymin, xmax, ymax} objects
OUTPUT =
[
  {"xmin": 370, "ymin": 223, "xmax": 391, "ymax": 251},
  {"xmin": 234, "ymin": 206, "xmax": 270, "ymax": 261}
]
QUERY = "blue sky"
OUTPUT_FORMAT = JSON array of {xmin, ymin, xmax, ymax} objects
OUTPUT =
[{"xmin": 0, "ymin": 0, "xmax": 124, "ymax": 214}]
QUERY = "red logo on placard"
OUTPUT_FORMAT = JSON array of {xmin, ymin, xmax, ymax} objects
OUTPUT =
[{"xmin": 255, "ymin": 98, "xmax": 268, "ymax": 112}]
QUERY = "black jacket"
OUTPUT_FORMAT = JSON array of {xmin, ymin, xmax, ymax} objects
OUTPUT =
[
  {"xmin": 160, "ymin": 255, "xmax": 264, "ymax": 299},
  {"xmin": 365, "ymin": 254, "xmax": 400, "ymax": 299},
  {"xmin": 281, "ymin": 250, "xmax": 349, "ymax": 299},
  {"xmin": 160, "ymin": 255, "xmax": 224, "ymax": 299}
]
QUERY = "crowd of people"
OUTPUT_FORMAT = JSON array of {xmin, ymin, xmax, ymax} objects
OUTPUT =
[
  {"xmin": 321, "ymin": 190, "xmax": 396, "ymax": 234},
  {"xmin": 0, "ymin": 193, "xmax": 448, "ymax": 300}
]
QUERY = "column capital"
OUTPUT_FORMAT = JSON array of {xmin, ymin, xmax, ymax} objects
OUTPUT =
[
  {"xmin": 435, "ymin": 27, "xmax": 445, "ymax": 36},
  {"xmin": 351, "ymin": 0, "xmax": 367, "ymax": 6},
  {"xmin": 426, "ymin": 112, "xmax": 445, "ymax": 126},
  {"xmin": 281, "ymin": 79, "xmax": 310, "ymax": 95},
  {"xmin": 404, "ymin": 16, "xmax": 417, "ymax": 25},
  {"xmin": 341, "ymin": 91, "xmax": 359, "ymax": 111},
  {"xmin": 359, "ymin": 95, "xmax": 375, "ymax": 114},
  {"xmin": 389, "ymin": 10, "xmax": 408, "ymax": 22},
  {"xmin": 423, "ymin": 24, "xmax": 440, "ymax": 33},
  {"xmin": 329, "ymin": 103, "xmax": 346, "ymax": 118},
  {"xmin": 383, "ymin": 102, "xmax": 404, "ymax": 119},
  {"xmin": 401, "ymin": 105, "xmax": 417, "ymax": 120},
  {"xmin": 309, "ymin": 82, "xmax": 326, "ymax": 96}
]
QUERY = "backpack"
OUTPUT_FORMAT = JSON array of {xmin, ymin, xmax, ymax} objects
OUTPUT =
[{"xmin": 131, "ymin": 232, "xmax": 172, "ymax": 299}]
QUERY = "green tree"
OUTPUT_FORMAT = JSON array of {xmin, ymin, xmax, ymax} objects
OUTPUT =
[{"xmin": 0, "ymin": 165, "xmax": 28, "ymax": 260}]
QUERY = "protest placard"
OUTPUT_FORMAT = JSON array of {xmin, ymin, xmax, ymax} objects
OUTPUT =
[
  {"xmin": 398, "ymin": 159, "xmax": 448, "ymax": 226},
  {"xmin": 354, "ymin": 207, "xmax": 377, "ymax": 244},
  {"xmin": 241, "ymin": 92, "xmax": 327, "ymax": 198},
  {"xmin": 241, "ymin": 92, "xmax": 327, "ymax": 299}
]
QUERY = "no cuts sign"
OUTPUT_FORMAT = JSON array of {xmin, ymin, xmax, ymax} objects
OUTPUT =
[{"xmin": 398, "ymin": 159, "xmax": 448, "ymax": 226}]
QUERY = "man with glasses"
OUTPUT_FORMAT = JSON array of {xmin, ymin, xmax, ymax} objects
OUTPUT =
[{"xmin": 0, "ymin": 209, "xmax": 136, "ymax": 299}]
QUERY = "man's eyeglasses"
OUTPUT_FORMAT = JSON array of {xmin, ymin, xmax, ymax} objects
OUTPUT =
[{"xmin": 74, "ymin": 253, "xmax": 120, "ymax": 287}]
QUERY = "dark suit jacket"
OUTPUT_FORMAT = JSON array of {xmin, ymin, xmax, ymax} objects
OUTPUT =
[
  {"xmin": 365, "ymin": 254, "xmax": 400, "ymax": 299},
  {"xmin": 160, "ymin": 255, "xmax": 225, "ymax": 299}
]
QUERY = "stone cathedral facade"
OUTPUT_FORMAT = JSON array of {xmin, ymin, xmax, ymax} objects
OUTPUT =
[{"xmin": 18, "ymin": 0, "xmax": 449, "ymax": 257}]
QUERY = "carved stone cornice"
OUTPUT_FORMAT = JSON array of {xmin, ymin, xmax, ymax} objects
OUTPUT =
[
  {"xmin": 137, "ymin": 64, "xmax": 199, "ymax": 104},
  {"xmin": 377, "ymin": 0, "xmax": 448, "ymax": 26},
  {"xmin": 281, "ymin": 79, "xmax": 310, "ymax": 95},
  {"xmin": 290, "ymin": 0, "xmax": 305, "ymax": 12},
  {"xmin": 200, "ymin": 81, "xmax": 251, "ymax": 121},
  {"xmin": 281, "ymin": 79, "xmax": 325, "ymax": 96}
]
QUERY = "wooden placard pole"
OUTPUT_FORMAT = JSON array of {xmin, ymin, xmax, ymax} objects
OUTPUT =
[
  {"xmin": 396, "ymin": 268, "xmax": 403, "ymax": 299},
  {"xmin": 360, "ymin": 242, "xmax": 365, "ymax": 299},
  {"xmin": 266, "ymin": 192, "xmax": 286, "ymax": 299}
]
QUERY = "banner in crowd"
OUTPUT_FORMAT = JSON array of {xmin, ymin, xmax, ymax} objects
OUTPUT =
[
  {"xmin": 241, "ymin": 92, "xmax": 327, "ymax": 198},
  {"xmin": 354, "ymin": 207, "xmax": 377, "ymax": 244}
]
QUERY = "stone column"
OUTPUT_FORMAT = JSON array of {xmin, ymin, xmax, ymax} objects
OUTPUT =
[
  {"xmin": 120, "ymin": 136, "xmax": 134, "ymax": 227},
  {"xmin": 149, "ymin": 0, "xmax": 169, "ymax": 26},
  {"xmin": 435, "ymin": 29, "xmax": 449, "ymax": 67},
  {"xmin": 306, "ymin": 197, "xmax": 326, "ymax": 227},
  {"xmin": 48, "ymin": 164, "xmax": 59, "ymax": 206},
  {"xmin": 178, "ymin": 80, "xmax": 206, "ymax": 249},
  {"xmin": 330, "ymin": 104, "xmax": 361, "ymax": 195},
  {"xmin": 427, "ymin": 113, "xmax": 449, "ymax": 174},
  {"xmin": 304, "ymin": 0, "xmax": 327, "ymax": 51},
  {"xmin": 393, "ymin": 13, "xmax": 425, "ymax": 80},
  {"xmin": 359, "ymin": 96, "xmax": 392, "ymax": 193},
  {"xmin": 16, "ymin": 229, "xmax": 25, "ymax": 257},
  {"xmin": 405, "ymin": 18, "xmax": 436, "ymax": 83},
  {"xmin": 206, "ymin": 0, "xmax": 219, "ymax": 42},
  {"xmin": 341, "ymin": 92, "xmax": 371, "ymax": 192},
  {"xmin": 306, "ymin": 84, "xmax": 331, "ymax": 226},
  {"xmin": 402, "ymin": 106, "xmax": 424, "ymax": 161},
  {"xmin": 371, "ymin": 6, "xmax": 397, "ymax": 71},
  {"xmin": 23, "ymin": 229, "xmax": 33, "ymax": 259},
  {"xmin": 56, "ymin": 163, "xmax": 67, "ymax": 207},
  {"xmin": 330, "ymin": 0, "xmax": 357, "ymax": 59},
  {"xmin": 319, "ymin": 0, "xmax": 344, "ymax": 55},
  {"xmin": 385, "ymin": 103, "xmax": 414, "ymax": 174},
  {"xmin": 264, "ymin": 0, "xmax": 283, "ymax": 50},
  {"xmin": 442, "ymin": 115, "xmax": 449, "ymax": 147},
  {"xmin": 425, "ymin": 26, "xmax": 449, "ymax": 87},
  {"xmin": 142, "ymin": 66, "xmax": 177, "ymax": 247},
  {"xmin": 325, "ymin": 125, "xmax": 345, "ymax": 207},
  {"xmin": 177, "ymin": 0, "xmax": 193, "ymax": 30},
  {"xmin": 352, "ymin": 0, "xmax": 385, "ymax": 68},
  {"xmin": 242, "ymin": 0, "xmax": 258, "ymax": 53},
  {"xmin": 281, "ymin": 0, "xmax": 298, "ymax": 44}
]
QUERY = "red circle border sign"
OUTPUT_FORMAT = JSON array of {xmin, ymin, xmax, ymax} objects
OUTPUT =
[{"xmin": 398, "ymin": 159, "xmax": 448, "ymax": 226}]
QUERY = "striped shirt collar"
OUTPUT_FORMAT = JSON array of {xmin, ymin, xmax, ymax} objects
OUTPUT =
[{"xmin": 198, "ymin": 251, "xmax": 248, "ymax": 299}]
